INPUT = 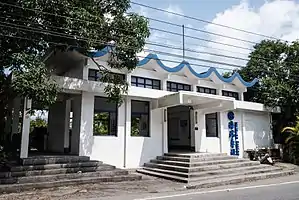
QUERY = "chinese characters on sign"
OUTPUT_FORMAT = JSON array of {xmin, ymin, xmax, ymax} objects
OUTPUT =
[{"xmin": 227, "ymin": 111, "xmax": 239, "ymax": 156}]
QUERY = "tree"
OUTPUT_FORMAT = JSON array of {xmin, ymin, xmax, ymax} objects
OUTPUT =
[
  {"xmin": 0, "ymin": 0, "xmax": 150, "ymax": 140},
  {"xmin": 281, "ymin": 116, "xmax": 299, "ymax": 164},
  {"xmin": 237, "ymin": 40, "xmax": 299, "ymax": 129},
  {"xmin": 30, "ymin": 117, "xmax": 47, "ymax": 133}
]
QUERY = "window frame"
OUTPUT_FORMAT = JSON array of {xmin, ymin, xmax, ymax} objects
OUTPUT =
[
  {"xmin": 88, "ymin": 69, "xmax": 125, "ymax": 82},
  {"xmin": 166, "ymin": 81, "xmax": 191, "ymax": 92},
  {"xmin": 131, "ymin": 76, "xmax": 161, "ymax": 90},
  {"xmin": 93, "ymin": 96, "xmax": 118, "ymax": 136},
  {"xmin": 205, "ymin": 113, "xmax": 219, "ymax": 138},
  {"xmin": 222, "ymin": 90, "xmax": 239, "ymax": 100},
  {"xmin": 131, "ymin": 100, "xmax": 150, "ymax": 137},
  {"xmin": 197, "ymin": 86, "xmax": 217, "ymax": 95}
]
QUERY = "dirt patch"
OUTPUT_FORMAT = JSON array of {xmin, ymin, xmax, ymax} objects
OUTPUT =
[{"xmin": 0, "ymin": 174, "xmax": 185, "ymax": 200}]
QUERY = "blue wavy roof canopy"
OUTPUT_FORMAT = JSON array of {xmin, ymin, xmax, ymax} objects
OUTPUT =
[{"xmin": 90, "ymin": 47, "xmax": 257, "ymax": 87}]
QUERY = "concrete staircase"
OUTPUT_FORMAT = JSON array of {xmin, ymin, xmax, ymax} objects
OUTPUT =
[
  {"xmin": 0, "ymin": 156, "xmax": 141, "ymax": 193},
  {"xmin": 137, "ymin": 152, "xmax": 294, "ymax": 189}
]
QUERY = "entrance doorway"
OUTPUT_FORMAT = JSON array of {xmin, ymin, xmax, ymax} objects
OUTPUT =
[{"xmin": 167, "ymin": 106, "xmax": 194, "ymax": 152}]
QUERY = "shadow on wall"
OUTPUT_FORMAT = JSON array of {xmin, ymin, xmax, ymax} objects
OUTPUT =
[
  {"xmin": 245, "ymin": 119, "xmax": 272, "ymax": 148},
  {"xmin": 138, "ymin": 109, "xmax": 163, "ymax": 167},
  {"xmin": 80, "ymin": 117, "xmax": 94, "ymax": 156}
]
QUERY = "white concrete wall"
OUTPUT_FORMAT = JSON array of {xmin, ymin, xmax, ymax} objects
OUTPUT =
[
  {"xmin": 89, "ymin": 99, "xmax": 125, "ymax": 168},
  {"xmin": 194, "ymin": 111, "xmax": 221, "ymax": 153},
  {"xmin": 243, "ymin": 111, "xmax": 273, "ymax": 150},
  {"xmin": 125, "ymin": 97, "xmax": 163, "ymax": 168},
  {"xmin": 77, "ymin": 93, "xmax": 163, "ymax": 169}
]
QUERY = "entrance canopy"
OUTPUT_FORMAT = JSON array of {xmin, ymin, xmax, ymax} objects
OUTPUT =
[{"xmin": 158, "ymin": 91, "xmax": 236, "ymax": 114}]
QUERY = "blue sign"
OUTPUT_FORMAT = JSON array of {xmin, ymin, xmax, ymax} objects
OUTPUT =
[{"xmin": 227, "ymin": 111, "xmax": 239, "ymax": 156}]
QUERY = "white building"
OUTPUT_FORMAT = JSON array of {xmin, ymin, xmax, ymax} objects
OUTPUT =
[{"xmin": 19, "ymin": 47, "xmax": 277, "ymax": 169}]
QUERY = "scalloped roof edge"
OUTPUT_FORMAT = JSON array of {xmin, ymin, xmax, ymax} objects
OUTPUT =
[{"xmin": 90, "ymin": 47, "xmax": 258, "ymax": 87}]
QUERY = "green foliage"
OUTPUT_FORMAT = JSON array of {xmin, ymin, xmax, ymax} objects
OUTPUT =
[
  {"xmin": 30, "ymin": 117, "xmax": 47, "ymax": 133},
  {"xmin": 93, "ymin": 112, "xmax": 109, "ymax": 135},
  {"xmin": 0, "ymin": 0, "xmax": 150, "ymax": 138},
  {"xmin": 131, "ymin": 117, "xmax": 140, "ymax": 136},
  {"xmin": 238, "ymin": 40, "xmax": 299, "ymax": 118},
  {"xmin": 281, "ymin": 116, "xmax": 299, "ymax": 164}
]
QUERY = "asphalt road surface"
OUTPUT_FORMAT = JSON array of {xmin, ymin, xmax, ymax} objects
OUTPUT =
[{"xmin": 134, "ymin": 181, "xmax": 299, "ymax": 200}]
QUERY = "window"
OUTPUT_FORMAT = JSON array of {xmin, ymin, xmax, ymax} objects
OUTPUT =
[
  {"xmin": 167, "ymin": 81, "xmax": 191, "ymax": 92},
  {"xmin": 222, "ymin": 90, "xmax": 239, "ymax": 100},
  {"xmin": 131, "ymin": 100, "xmax": 150, "ymax": 137},
  {"xmin": 88, "ymin": 69, "xmax": 125, "ymax": 82},
  {"xmin": 206, "ymin": 113, "xmax": 218, "ymax": 137},
  {"xmin": 93, "ymin": 97, "xmax": 117, "ymax": 136},
  {"xmin": 131, "ymin": 76, "xmax": 161, "ymax": 90},
  {"xmin": 197, "ymin": 86, "xmax": 217, "ymax": 95},
  {"xmin": 88, "ymin": 69, "xmax": 99, "ymax": 81}
]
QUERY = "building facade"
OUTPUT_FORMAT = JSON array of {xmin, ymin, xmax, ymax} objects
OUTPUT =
[{"xmin": 18, "ymin": 48, "xmax": 277, "ymax": 169}]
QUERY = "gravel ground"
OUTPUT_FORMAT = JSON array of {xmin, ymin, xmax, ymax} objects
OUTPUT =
[
  {"xmin": 0, "ymin": 162, "xmax": 298, "ymax": 200},
  {"xmin": 0, "ymin": 174, "xmax": 184, "ymax": 200}
]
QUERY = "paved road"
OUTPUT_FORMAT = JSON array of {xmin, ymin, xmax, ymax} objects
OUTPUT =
[{"xmin": 133, "ymin": 181, "xmax": 299, "ymax": 200}]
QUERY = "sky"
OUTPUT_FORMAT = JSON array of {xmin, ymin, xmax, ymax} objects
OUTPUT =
[{"xmin": 129, "ymin": 0, "xmax": 299, "ymax": 73}]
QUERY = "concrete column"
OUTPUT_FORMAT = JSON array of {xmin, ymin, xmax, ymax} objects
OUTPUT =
[
  {"xmin": 194, "ymin": 110, "xmax": 205, "ymax": 152},
  {"xmin": 20, "ymin": 98, "xmax": 31, "ymax": 158},
  {"xmin": 239, "ymin": 92, "xmax": 244, "ymax": 101},
  {"xmin": 124, "ymin": 97, "xmax": 131, "ymax": 167},
  {"xmin": 64, "ymin": 99, "xmax": 71, "ymax": 152},
  {"xmin": 162, "ymin": 108, "xmax": 168, "ymax": 153},
  {"xmin": 161, "ymin": 79, "xmax": 167, "ymax": 91},
  {"xmin": 47, "ymin": 100, "xmax": 69, "ymax": 153},
  {"xmin": 192, "ymin": 84, "xmax": 197, "ymax": 92},
  {"xmin": 126, "ymin": 73, "xmax": 131, "ymax": 85},
  {"xmin": 190, "ymin": 109, "xmax": 195, "ymax": 148},
  {"xmin": 71, "ymin": 96, "xmax": 82, "ymax": 155},
  {"xmin": 11, "ymin": 98, "xmax": 21, "ymax": 136},
  {"xmin": 71, "ymin": 92, "xmax": 94, "ymax": 156}
]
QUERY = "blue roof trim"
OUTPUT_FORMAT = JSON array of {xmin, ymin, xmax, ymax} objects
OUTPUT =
[
  {"xmin": 91, "ymin": 48, "xmax": 258, "ymax": 87},
  {"xmin": 89, "ymin": 46, "xmax": 111, "ymax": 58}
]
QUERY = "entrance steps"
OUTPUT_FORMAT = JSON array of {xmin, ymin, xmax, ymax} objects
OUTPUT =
[
  {"xmin": 0, "ymin": 156, "xmax": 141, "ymax": 193},
  {"xmin": 137, "ymin": 152, "xmax": 294, "ymax": 188}
]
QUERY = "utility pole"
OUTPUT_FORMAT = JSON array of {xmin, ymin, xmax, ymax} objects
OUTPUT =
[{"xmin": 182, "ymin": 24, "xmax": 185, "ymax": 60}]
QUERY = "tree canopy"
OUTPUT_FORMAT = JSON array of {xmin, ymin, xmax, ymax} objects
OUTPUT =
[
  {"xmin": 0, "ymin": 0, "xmax": 150, "ymax": 135},
  {"xmin": 238, "ymin": 40, "xmax": 299, "ymax": 126}
]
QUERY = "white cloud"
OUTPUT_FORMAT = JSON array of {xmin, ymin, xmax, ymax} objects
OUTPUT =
[
  {"xmin": 165, "ymin": 4, "xmax": 184, "ymax": 19},
  {"xmin": 197, "ymin": 0, "xmax": 299, "ymax": 70}
]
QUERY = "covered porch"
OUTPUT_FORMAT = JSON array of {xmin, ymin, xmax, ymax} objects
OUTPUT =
[
  {"xmin": 157, "ymin": 91, "xmax": 237, "ymax": 154},
  {"xmin": 11, "ymin": 91, "xmax": 89, "ymax": 159}
]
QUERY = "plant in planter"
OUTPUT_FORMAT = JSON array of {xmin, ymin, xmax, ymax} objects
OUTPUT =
[{"xmin": 281, "ymin": 116, "xmax": 299, "ymax": 164}]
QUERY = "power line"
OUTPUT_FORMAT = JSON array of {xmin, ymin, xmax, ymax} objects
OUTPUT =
[
  {"xmin": 0, "ymin": 13, "xmax": 252, "ymax": 60},
  {"xmin": 0, "ymin": 33, "xmax": 236, "ymax": 71},
  {"xmin": 0, "ymin": 21, "xmax": 250, "ymax": 63},
  {"xmin": 0, "ymin": 1, "xmax": 261, "ymax": 46},
  {"xmin": 131, "ymin": 1, "xmax": 284, "ymax": 42},
  {"xmin": 145, "ymin": 17, "xmax": 257, "ymax": 45},
  {"xmin": 146, "ymin": 41, "xmax": 249, "ymax": 62},
  {"xmin": 1, "ymin": 21, "xmax": 299, "ymax": 72},
  {"xmin": 0, "ymin": 22, "xmax": 245, "ymax": 68},
  {"xmin": 150, "ymin": 27, "xmax": 253, "ymax": 51},
  {"xmin": 1, "ymin": 5, "xmax": 299, "ymax": 74},
  {"xmin": 2, "ymin": 32, "xmax": 299, "ymax": 81},
  {"xmin": 147, "ymin": 35, "xmax": 250, "ymax": 56},
  {"xmin": 1, "ymin": 2, "xmax": 255, "ymax": 52}
]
